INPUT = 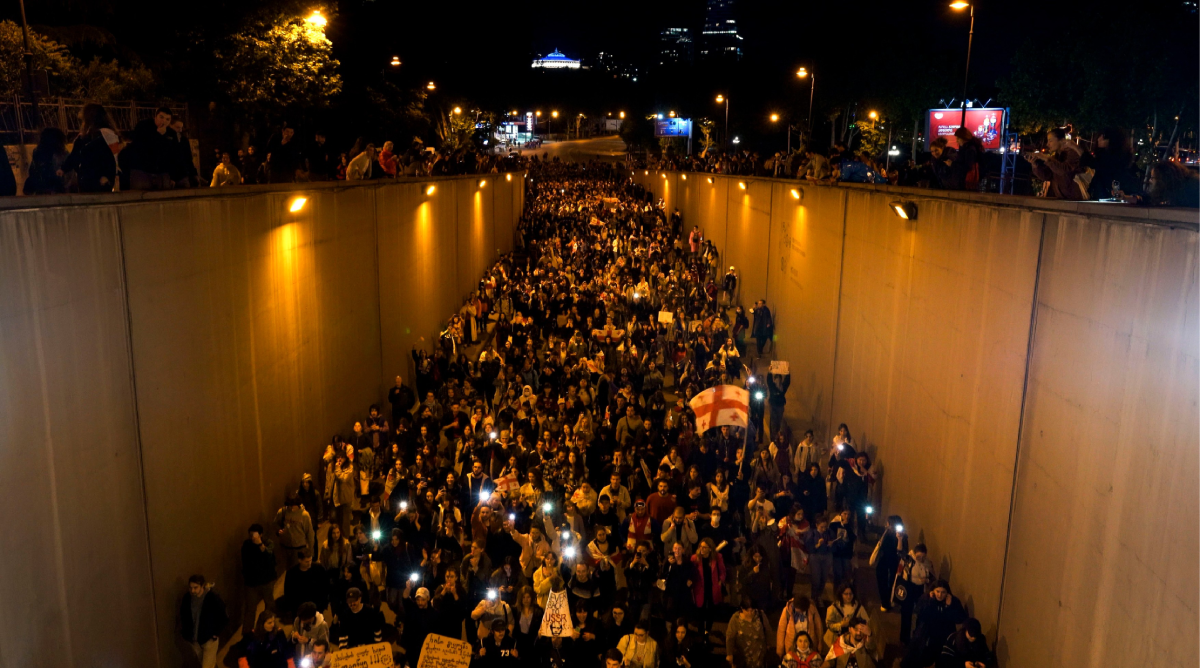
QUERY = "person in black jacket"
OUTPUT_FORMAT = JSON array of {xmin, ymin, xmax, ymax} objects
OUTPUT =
[
  {"xmin": 873, "ymin": 517, "xmax": 907, "ymax": 611},
  {"xmin": 478, "ymin": 618, "xmax": 521, "ymax": 668},
  {"xmin": 278, "ymin": 550, "xmax": 328, "ymax": 619},
  {"xmin": 332, "ymin": 587, "xmax": 385, "ymax": 648},
  {"xmin": 389, "ymin": 375, "xmax": 418, "ymax": 428},
  {"xmin": 63, "ymin": 103, "xmax": 119, "ymax": 193},
  {"xmin": 168, "ymin": 118, "xmax": 199, "ymax": 188},
  {"xmin": 242, "ymin": 524, "xmax": 278, "ymax": 635},
  {"xmin": 123, "ymin": 107, "xmax": 178, "ymax": 190},
  {"xmin": 766, "ymin": 372, "xmax": 790, "ymax": 441},
  {"xmin": 179, "ymin": 574, "xmax": 228, "ymax": 668},
  {"xmin": 936, "ymin": 618, "xmax": 993, "ymax": 668},
  {"xmin": 901, "ymin": 580, "xmax": 968, "ymax": 668},
  {"xmin": 23, "ymin": 127, "xmax": 68, "ymax": 195}
]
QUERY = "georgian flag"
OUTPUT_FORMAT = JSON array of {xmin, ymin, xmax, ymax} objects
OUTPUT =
[{"xmin": 688, "ymin": 384, "xmax": 750, "ymax": 434}]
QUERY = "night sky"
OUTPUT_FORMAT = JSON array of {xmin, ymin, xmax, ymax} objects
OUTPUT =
[{"xmin": 8, "ymin": 0, "xmax": 1197, "ymax": 143}]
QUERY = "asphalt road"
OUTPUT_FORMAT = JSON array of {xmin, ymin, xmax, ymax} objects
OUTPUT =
[{"xmin": 514, "ymin": 135, "xmax": 628, "ymax": 163}]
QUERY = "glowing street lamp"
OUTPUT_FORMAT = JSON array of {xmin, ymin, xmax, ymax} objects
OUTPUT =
[
  {"xmin": 619, "ymin": 111, "xmax": 625, "ymax": 119},
  {"xmin": 390, "ymin": 56, "xmax": 401, "ymax": 67},
  {"xmin": 796, "ymin": 66, "xmax": 816, "ymax": 133},
  {"xmin": 715, "ymin": 94, "xmax": 730, "ymax": 150},
  {"xmin": 668, "ymin": 110, "xmax": 676, "ymax": 118},
  {"xmin": 453, "ymin": 106, "xmax": 462, "ymax": 115},
  {"xmin": 551, "ymin": 110, "xmax": 559, "ymax": 118},
  {"xmin": 426, "ymin": 81, "xmax": 436, "ymax": 90},
  {"xmin": 950, "ymin": 1, "xmax": 975, "ymax": 127},
  {"xmin": 306, "ymin": 10, "xmax": 327, "ymax": 27},
  {"xmin": 770, "ymin": 113, "xmax": 779, "ymax": 122}
]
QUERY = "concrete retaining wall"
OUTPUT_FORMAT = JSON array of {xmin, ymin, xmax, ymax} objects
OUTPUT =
[
  {"xmin": 632, "ymin": 170, "xmax": 1198, "ymax": 664},
  {"xmin": 0, "ymin": 173, "xmax": 524, "ymax": 668}
]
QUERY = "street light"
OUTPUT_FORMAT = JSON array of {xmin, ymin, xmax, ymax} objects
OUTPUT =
[
  {"xmin": 390, "ymin": 56, "xmax": 401, "ymax": 67},
  {"xmin": 796, "ymin": 66, "xmax": 816, "ymax": 141},
  {"xmin": 770, "ymin": 113, "xmax": 779, "ymax": 122},
  {"xmin": 619, "ymin": 111, "xmax": 625, "ymax": 119},
  {"xmin": 868, "ymin": 110, "xmax": 878, "ymax": 120},
  {"xmin": 950, "ymin": 1, "xmax": 975, "ymax": 128},
  {"xmin": 453, "ymin": 106, "xmax": 462, "ymax": 115},
  {"xmin": 669, "ymin": 110, "xmax": 676, "ymax": 118},
  {"xmin": 551, "ymin": 110, "xmax": 558, "ymax": 118},
  {"xmin": 716, "ymin": 94, "xmax": 730, "ymax": 150},
  {"xmin": 426, "ymin": 81, "xmax": 436, "ymax": 90},
  {"xmin": 306, "ymin": 10, "xmax": 327, "ymax": 27}
]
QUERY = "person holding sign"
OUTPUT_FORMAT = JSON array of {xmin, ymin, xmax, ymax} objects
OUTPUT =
[{"xmin": 478, "ymin": 618, "xmax": 520, "ymax": 667}]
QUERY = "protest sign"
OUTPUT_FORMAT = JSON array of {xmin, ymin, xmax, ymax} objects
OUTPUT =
[
  {"xmin": 416, "ymin": 635, "xmax": 472, "ymax": 668},
  {"xmin": 657, "ymin": 311, "xmax": 674, "ymax": 323},
  {"xmin": 329, "ymin": 642, "xmax": 392, "ymax": 668},
  {"xmin": 769, "ymin": 360, "xmax": 790, "ymax": 375},
  {"xmin": 538, "ymin": 589, "xmax": 572, "ymax": 637}
]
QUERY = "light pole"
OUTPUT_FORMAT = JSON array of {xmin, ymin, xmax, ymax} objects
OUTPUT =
[
  {"xmin": 716, "ymin": 94, "xmax": 729, "ymax": 151},
  {"xmin": 796, "ymin": 67, "xmax": 815, "ymax": 146},
  {"xmin": 950, "ymin": 1, "xmax": 975, "ymax": 128}
]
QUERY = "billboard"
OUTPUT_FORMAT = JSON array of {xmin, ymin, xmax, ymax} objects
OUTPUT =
[
  {"xmin": 654, "ymin": 118, "xmax": 692, "ymax": 138},
  {"xmin": 925, "ymin": 108, "xmax": 1005, "ymax": 151}
]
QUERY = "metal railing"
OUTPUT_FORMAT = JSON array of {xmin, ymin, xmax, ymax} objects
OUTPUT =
[{"xmin": 0, "ymin": 96, "xmax": 189, "ymax": 141}]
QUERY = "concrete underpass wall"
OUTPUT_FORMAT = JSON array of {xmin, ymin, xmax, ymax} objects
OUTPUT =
[
  {"xmin": 997, "ymin": 215, "xmax": 1199, "ymax": 667},
  {"xmin": 0, "ymin": 173, "xmax": 524, "ymax": 668},
  {"xmin": 630, "ymin": 170, "xmax": 1198, "ymax": 662},
  {"xmin": 0, "ymin": 207, "xmax": 159, "ymax": 668}
]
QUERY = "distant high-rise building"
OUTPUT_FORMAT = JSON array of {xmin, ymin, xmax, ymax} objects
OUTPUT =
[
  {"xmin": 659, "ymin": 28, "xmax": 694, "ymax": 66},
  {"xmin": 700, "ymin": 0, "xmax": 742, "ymax": 61}
]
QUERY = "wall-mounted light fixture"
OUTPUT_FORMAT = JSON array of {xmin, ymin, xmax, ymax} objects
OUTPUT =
[
  {"xmin": 681, "ymin": 174, "xmax": 687, "ymax": 180},
  {"xmin": 478, "ymin": 179, "xmax": 487, "ymax": 188},
  {"xmin": 790, "ymin": 188, "xmax": 801, "ymax": 200},
  {"xmin": 661, "ymin": 173, "xmax": 667, "ymax": 179},
  {"xmin": 889, "ymin": 200, "xmax": 917, "ymax": 220},
  {"xmin": 288, "ymin": 196, "xmax": 308, "ymax": 213},
  {"xmin": 707, "ymin": 177, "xmax": 714, "ymax": 184},
  {"xmin": 425, "ymin": 184, "xmax": 436, "ymax": 196},
  {"xmin": 738, "ymin": 181, "xmax": 747, "ymax": 190},
  {"xmin": 506, "ymin": 173, "xmax": 512, "ymax": 182}
]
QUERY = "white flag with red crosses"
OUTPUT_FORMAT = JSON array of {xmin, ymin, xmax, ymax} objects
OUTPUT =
[{"xmin": 688, "ymin": 384, "xmax": 749, "ymax": 434}]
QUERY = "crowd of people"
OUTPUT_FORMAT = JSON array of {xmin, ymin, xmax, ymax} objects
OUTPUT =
[
  {"xmin": 3, "ymin": 102, "xmax": 526, "ymax": 197},
  {"xmin": 178, "ymin": 160, "xmax": 999, "ymax": 668},
  {"xmin": 631, "ymin": 126, "xmax": 1199, "ymax": 207}
]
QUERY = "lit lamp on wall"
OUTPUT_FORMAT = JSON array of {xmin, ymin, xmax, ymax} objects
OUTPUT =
[
  {"xmin": 425, "ymin": 184, "xmax": 436, "ymax": 196},
  {"xmin": 889, "ymin": 200, "xmax": 917, "ymax": 220},
  {"xmin": 790, "ymin": 188, "xmax": 801, "ymax": 200},
  {"xmin": 288, "ymin": 196, "xmax": 308, "ymax": 213},
  {"xmin": 478, "ymin": 179, "xmax": 487, "ymax": 188},
  {"xmin": 738, "ymin": 181, "xmax": 747, "ymax": 190}
]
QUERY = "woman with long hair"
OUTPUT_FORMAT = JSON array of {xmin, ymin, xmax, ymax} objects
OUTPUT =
[
  {"xmin": 823, "ymin": 583, "xmax": 869, "ymax": 649},
  {"xmin": 319, "ymin": 523, "xmax": 352, "ymax": 582},
  {"xmin": 63, "ymin": 103, "xmax": 120, "ymax": 192},
  {"xmin": 511, "ymin": 585, "xmax": 543, "ymax": 656},
  {"xmin": 707, "ymin": 467, "xmax": 730, "ymax": 512},
  {"xmin": 245, "ymin": 611, "xmax": 289, "ymax": 668},
  {"xmin": 24, "ymin": 127, "xmax": 68, "ymax": 194}
]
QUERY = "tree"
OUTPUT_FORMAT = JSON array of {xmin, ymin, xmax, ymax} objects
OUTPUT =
[
  {"xmin": 436, "ymin": 108, "xmax": 476, "ymax": 151},
  {"xmin": 697, "ymin": 119, "xmax": 716, "ymax": 157},
  {"xmin": 619, "ymin": 116, "xmax": 656, "ymax": 155},
  {"xmin": 213, "ymin": 8, "xmax": 342, "ymax": 121},
  {"xmin": 0, "ymin": 20, "xmax": 155, "ymax": 101}
]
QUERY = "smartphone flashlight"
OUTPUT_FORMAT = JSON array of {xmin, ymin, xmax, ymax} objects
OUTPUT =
[
  {"xmin": 490, "ymin": 431, "xmax": 498, "ymax": 439},
  {"xmin": 301, "ymin": 658, "xmax": 313, "ymax": 668},
  {"xmin": 487, "ymin": 589, "xmax": 498, "ymax": 601},
  {"xmin": 747, "ymin": 375, "xmax": 756, "ymax": 384},
  {"xmin": 400, "ymin": 501, "xmax": 409, "ymax": 511},
  {"xmin": 409, "ymin": 572, "xmax": 420, "ymax": 582},
  {"xmin": 480, "ymin": 491, "xmax": 489, "ymax": 502},
  {"xmin": 865, "ymin": 505, "xmax": 874, "ymax": 515},
  {"xmin": 837, "ymin": 444, "xmax": 845, "ymax": 451},
  {"xmin": 543, "ymin": 501, "xmax": 553, "ymax": 513},
  {"xmin": 562, "ymin": 529, "xmax": 571, "ymax": 540},
  {"xmin": 564, "ymin": 546, "xmax": 577, "ymax": 559},
  {"xmin": 755, "ymin": 391, "xmax": 765, "ymax": 401},
  {"xmin": 372, "ymin": 530, "xmax": 382, "ymax": 541},
  {"xmin": 895, "ymin": 524, "xmax": 904, "ymax": 533},
  {"xmin": 509, "ymin": 513, "xmax": 516, "ymax": 521}
]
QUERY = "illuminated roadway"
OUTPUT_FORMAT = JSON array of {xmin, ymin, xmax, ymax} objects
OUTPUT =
[{"xmin": 515, "ymin": 135, "xmax": 627, "ymax": 163}]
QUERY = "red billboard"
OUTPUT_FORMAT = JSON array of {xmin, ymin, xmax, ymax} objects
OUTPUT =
[{"xmin": 925, "ymin": 108, "xmax": 1005, "ymax": 151}]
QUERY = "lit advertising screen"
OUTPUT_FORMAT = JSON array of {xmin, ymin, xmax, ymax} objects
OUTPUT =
[
  {"xmin": 654, "ymin": 118, "xmax": 692, "ymax": 137},
  {"xmin": 925, "ymin": 108, "xmax": 1005, "ymax": 150}
]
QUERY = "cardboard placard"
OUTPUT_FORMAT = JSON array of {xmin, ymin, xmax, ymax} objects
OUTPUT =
[
  {"xmin": 657, "ymin": 311, "xmax": 674, "ymax": 323},
  {"xmin": 416, "ymin": 635, "xmax": 472, "ymax": 668},
  {"xmin": 769, "ymin": 360, "xmax": 790, "ymax": 375},
  {"xmin": 329, "ymin": 642, "xmax": 393, "ymax": 668}
]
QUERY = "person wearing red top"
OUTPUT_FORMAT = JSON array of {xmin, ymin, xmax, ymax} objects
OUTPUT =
[
  {"xmin": 645, "ymin": 480, "xmax": 677, "ymax": 524},
  {"xmin": 378, "ymin": 141, "xmax": 399, "ymax": 177},
  {"xmin": 689, "ymin": 538, "xmax": 726, "ymax": 633}
]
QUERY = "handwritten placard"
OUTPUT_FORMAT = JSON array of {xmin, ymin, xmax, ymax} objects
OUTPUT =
[
  {"xmin": 657, "ymin": 311, "xmax": 674, "ymax": 323},
  {"xmin": 769, "ymin": 360, "xmax": 790, "ymax": 375},
  {"xmin": 416, "ymin": 634, "xmax": 472, "ymax": 668},
  {"xmin": 538, "ymin": 589, "xmax": 572, "ymax": 637},
  {"xmin": 329, "ymin": 642, "xmax": 392, "ymax": 668}
]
